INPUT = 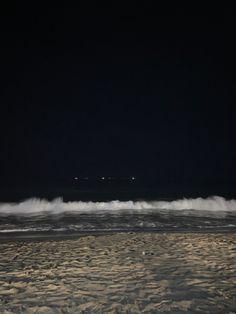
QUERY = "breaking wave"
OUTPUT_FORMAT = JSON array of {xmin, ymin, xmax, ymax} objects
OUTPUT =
[
  {"xmin": 0, "ymin": 196, "xmax": 236, "ymax": 236},
  {"xmin": 0, "ymin": 196, "xmax": 236, "ymax": 216}
]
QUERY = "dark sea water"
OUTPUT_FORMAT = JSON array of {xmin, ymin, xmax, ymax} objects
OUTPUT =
[{"xmin": 0, "ymin": 191, "xmax": 236, "ymax": 238}]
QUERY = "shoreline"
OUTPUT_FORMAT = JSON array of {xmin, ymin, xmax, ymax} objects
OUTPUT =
[{"xmin": 0, "ymin": 228, "xmax": 236, "ymax": 242}]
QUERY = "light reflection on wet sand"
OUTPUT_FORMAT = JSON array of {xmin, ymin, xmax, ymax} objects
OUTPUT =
[{"xmin": 0, "ymin": 233, "xmax": 236, "ymax": 313}]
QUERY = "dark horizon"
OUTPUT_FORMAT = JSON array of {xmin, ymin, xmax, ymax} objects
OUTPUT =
[{"xmin": 0, "ymin": 4, "xmax": 235, "ymax": 197}]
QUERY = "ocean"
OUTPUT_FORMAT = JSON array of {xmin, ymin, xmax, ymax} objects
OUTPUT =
[{"xmin": 1, "ymin": 195, "xmax": 236, "ymax": 238}]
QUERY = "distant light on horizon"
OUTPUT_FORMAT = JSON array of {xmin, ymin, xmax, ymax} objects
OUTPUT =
[{"xmin": 73, "ymin": 176, "xmax": 136, "ymax": 181}]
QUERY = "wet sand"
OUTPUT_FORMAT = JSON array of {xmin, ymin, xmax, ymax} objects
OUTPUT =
[{"xmin": 0, "ymin": 233, "xmax": 236, "ymax": 313}]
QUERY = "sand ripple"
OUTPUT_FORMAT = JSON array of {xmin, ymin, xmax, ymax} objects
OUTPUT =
[{"xmin": 0, "ymin": 233, "xmax": 236, "ymax": 313}]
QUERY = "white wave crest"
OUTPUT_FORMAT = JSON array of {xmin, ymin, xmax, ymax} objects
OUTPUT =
[{"xmin": 0, "ymin": 196, "xmax": 236, "ymax": 216}]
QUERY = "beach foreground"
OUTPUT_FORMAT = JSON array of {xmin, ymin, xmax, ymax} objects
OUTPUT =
[{"xmin": 0, "ymin": 233, "xmax": 236, "ymax": 313}]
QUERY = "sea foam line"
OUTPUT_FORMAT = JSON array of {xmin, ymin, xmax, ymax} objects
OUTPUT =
[{"xmin": 0, "ymin": 196, "xmax": 236, "ymax": 216}]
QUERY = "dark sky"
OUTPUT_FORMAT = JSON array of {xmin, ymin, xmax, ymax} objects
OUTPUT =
[{"xmin": 0, "ymin": 4, "xmax": 235, "ymax": 189}]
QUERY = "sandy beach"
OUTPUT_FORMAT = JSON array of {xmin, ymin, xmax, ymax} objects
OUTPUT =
[{"xmin": 0, "ymin": 232, "xmax": 236, "ymax": 313}]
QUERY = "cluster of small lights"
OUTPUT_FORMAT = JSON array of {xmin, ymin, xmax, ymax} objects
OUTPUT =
[{"xmin": 74, "ymin": 176, "xmax": 136, "ymax": 181}]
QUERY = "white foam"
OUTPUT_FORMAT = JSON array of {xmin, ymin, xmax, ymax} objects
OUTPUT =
[{"xmin": 0, "ymin": 196, "xmax": 235, "ymax": 216}]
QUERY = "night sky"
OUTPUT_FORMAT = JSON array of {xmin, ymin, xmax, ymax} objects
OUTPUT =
[{"xmin": 0, "ymin": 4, "xmax": 235, "ymax": 194}]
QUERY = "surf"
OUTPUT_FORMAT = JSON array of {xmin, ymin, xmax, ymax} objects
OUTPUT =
[{"xmin": 0, "ymin": 196, "xmax": 236, "ymax": 216}]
